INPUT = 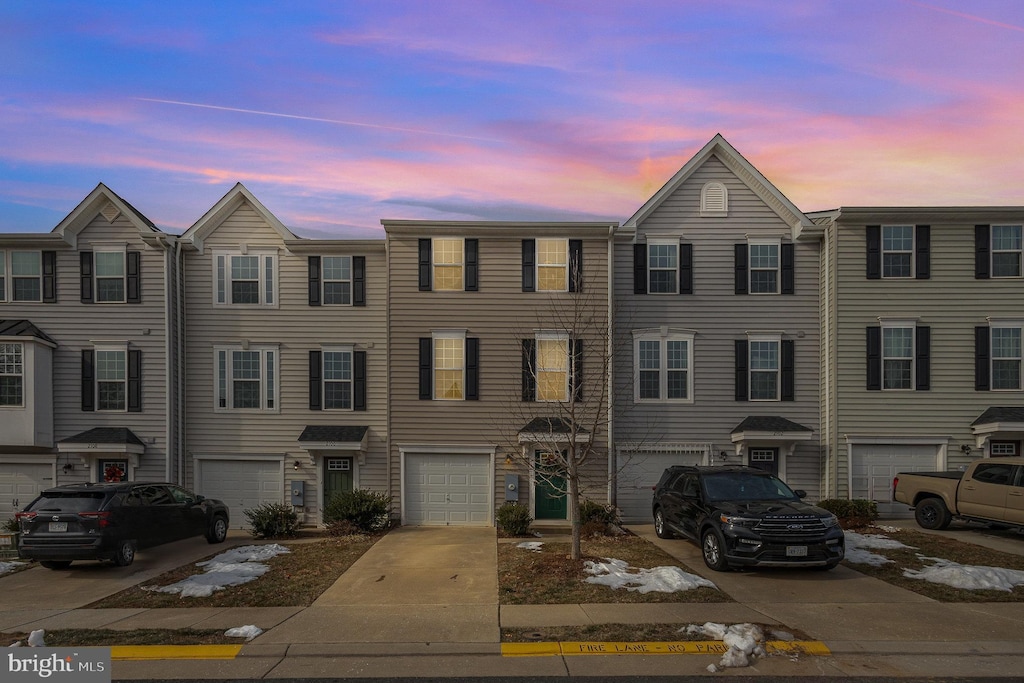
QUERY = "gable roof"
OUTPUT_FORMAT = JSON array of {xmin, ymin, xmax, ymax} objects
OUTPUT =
[
  {"xmin": 51, "ymin": 183, "xmax": 164, "ymax": 249},
  {"xmin": 0, "ymin": 319, "xmax": 57, "ymax": 347},
  {"xmin": 181, "ymin": 183, "xmax": 296, "ymax": 253},
  {"xmin": 623, "ymin": 134, "xmax": 816, "ymax": 238}
]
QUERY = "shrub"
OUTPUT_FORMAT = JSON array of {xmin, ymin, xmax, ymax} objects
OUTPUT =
[
  {"xmin": 244, "ymin": 502, "xmax": 300, "ymax": 539},
  {"xmin": 323, "ymin": 489, "xmax": 391, "ymax": 533},
  {"xmin": 496, "ymin": 502, "xmax": 533, "ymax": 536},
  {"xmin": 817, "ymin": 498, "xmax": 878, "ymax": 528},
  {"xmin": 325, "ymin": 519, "xmax": 362, "ymax": 537},
  {"xmin": 2, "ymin": 517, "xmax": 19, "ymax": 533},
  {"xmin": 577, "ymin": 499, "xmax": 620, "ymax": 532}
]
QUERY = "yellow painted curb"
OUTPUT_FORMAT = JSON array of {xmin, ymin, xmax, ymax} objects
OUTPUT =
[
  {"xmin": 502, "ymin": 640, "xmax": 830, "ymax": 657},
  {"xmin": 111, "ymin": 645, "xmax": 243, "ymax": 661}
]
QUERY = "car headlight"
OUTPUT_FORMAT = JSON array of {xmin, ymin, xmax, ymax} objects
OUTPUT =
[
  {"xmin": 720, "ymin": 514, "xmax": 758, "ymax": 527},
  {"xmin": 821, "ymin": 514, "xmax": 839, "ymax": 528}
]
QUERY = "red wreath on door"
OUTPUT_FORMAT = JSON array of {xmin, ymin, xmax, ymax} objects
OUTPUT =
[{"xmin": 104, "ymin": 464, "xmax": 126, "ymax": 482}]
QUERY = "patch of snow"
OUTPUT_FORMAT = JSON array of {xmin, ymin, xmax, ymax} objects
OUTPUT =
[
  {"xmin": 225, "ymin": 625, "xmax": 263, "ymax": 641},
  {"xmin": 142, "ymin": 544, "xmax": 290, "ymax": 598},
  {"xmin": 685, "ymin": 622, "xmax": 765, "ymax": 669},
  {"xmin": 516, "ymin": 541, "xmax": 544, "ymax": 552},
  {"xmin": 903, "ymin": 556, "xmax": 1024, "ymax": 591},
  {"xmin": 583, "ymin": 557, "xmax": 717, "ymax": 593},
  {"xmin": 843, "ymin": 531, "xmax": 913, "ymax": 566},
  {"xmin": 872, "ymin": 524, "xmax": 901, "ymax": 533},
  {"xmin": 0, "ymin": 561, "xmax": 25, "ymax": 575},
  {"xmin": 27, "ymin": 630, "xmax": 45, "ymax": 647}
]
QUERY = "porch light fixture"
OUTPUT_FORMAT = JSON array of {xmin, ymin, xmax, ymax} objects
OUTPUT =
[
  {"xmin": 62, "ymin": 463, "xmax": 74, "ymax": 474},
  {"xmin": 960, "ymin": 444, "xmax": 972, "ymax": 455},
  {"xmin": 719, "ymin": 451, "xmax": 728, "ymax": 460},
  {"xmin": 293, "ymin": 460, "xmax": 301, "ymax": 471}
]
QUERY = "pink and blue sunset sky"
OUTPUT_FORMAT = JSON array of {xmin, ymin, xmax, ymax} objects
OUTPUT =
[{"xmin": 2, "ymin": 1, "xmax": 1023, "ymax": 237}]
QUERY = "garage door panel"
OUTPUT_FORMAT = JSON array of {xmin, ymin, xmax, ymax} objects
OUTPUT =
[
  {"xmin": 405, "ymin": 453, "xmax": 491, "ymax": 526},
  {"xmin": 198, "ymin": 460, "xmax": 283, "ymax": 530},
  {"xmin": 617, "ymin": 451, "xmax": 705, "ymax": 523},
  {"xmin": 852, "ymin": 445, "xmax": 937, "ymax": 517},
  {"xmin": 0, "ymin": 464, "xmax": 52, "ymax": 514}
]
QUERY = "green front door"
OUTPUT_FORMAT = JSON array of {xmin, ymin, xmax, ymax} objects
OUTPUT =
[
  {"xmin": 534, "ymin": 451, "xmax": 567, "ymax": 520},
  {"xmin": 324, "ymin": 457, "xmax": 354, "ymax": 504}
]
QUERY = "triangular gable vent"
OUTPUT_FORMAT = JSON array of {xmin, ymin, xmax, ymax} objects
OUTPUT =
[{"xmin": 101, "ymin": 200, "xmax": 122, "ymax": 224}]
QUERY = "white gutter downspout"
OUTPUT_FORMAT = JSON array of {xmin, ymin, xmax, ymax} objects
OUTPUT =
[
  {"xmin": 176, "ymin": 238, "xmax": 185, "ymax": 486},
  {"xmin": 607, "ymin": 224, "xmax": 616, "ymax": 507},
  {"xmin": 162, "ymin": 235, "xmax": 173, "ymax": 482}
]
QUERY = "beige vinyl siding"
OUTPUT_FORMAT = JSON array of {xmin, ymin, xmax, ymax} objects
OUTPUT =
[
  {"xmin": 831, "ymin": 215, "xmax": 1024, "ymax": 495},
  {"xmin": 183, "ymin": 201, "xmax": 388, "ymax": 524},
  {"xmin": 614, "ymin": 157, "xmax": 822, "ymax": 497},
  {"xmin": 386, "ymin": 226, "xmax": 613, "ymax": 519},
  {"xmin": 1, "ymin": 213, "xmax": 172, "ymax": 482}
]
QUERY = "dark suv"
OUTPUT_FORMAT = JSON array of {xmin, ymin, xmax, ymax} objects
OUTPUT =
[
  {"xmin": 16, "ymin": 482, "xmax": 230, "ymax": 569},
  {"xmin": 652, "ymin": 465, "xmax": 844, "ymax": 571}
]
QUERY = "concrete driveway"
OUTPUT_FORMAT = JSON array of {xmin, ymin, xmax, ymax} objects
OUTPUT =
[{"xmin": 0, "ymin": 530, "xmax": 250, "ymax": 610}]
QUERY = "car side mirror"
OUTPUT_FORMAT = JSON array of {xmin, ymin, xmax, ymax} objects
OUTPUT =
[{"xmin": 794, "ymin": 490, "xmax": 807, "ymax": 499}]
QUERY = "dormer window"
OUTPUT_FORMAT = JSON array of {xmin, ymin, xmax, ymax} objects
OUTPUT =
[{"xmin": 701, "ymin": 182, "xmax": 728, "ymax": 216}]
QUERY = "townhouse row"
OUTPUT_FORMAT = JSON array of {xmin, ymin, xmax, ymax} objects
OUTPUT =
[{"xmin": 2, "ymin": 135, "xmax": 1022, "ymax": 527}]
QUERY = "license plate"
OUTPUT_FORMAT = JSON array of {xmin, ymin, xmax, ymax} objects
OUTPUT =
[
  {"xmin": 786, "ymin": 545, "xmax": 808, "ymax": 557},
  {"xmin": 48, "ymin": 522, "xmax": 68, "ymax": 532}
]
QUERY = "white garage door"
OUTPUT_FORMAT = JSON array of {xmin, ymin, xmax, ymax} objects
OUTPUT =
[
  {"xmin": 0, "ymin": 463, "xmax": 53, "ymax": 515},
  {"xmin": 196, "ymin": 459, "xmax": 283, "ymax": 529},
  {"xmin": 851, "ymin": 444, "xmax": 938, "ymax": 517},
  {"xmin": 617, "ymin": 450, "xmax": 705, "ymax": 523},
  {"xmin": 405, "ymin": 453, "xmax": 491, "ymax": 526}
]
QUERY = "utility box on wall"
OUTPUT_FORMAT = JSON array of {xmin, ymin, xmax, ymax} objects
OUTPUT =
[
  {"xmin": 504, "ymin": 474, "xmax": 519, "ymax": 502},
  {"xmin": 290, "ymin": 480, "xmax": 305, "ymax": 506}
]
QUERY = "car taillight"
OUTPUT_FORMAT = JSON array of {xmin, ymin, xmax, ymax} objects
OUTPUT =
[
  {"xmin": 14, "ymin": 511, "xmax": 36, "ymax": 522},
  {"xmin": 79, "ymin": 511, "xmax": 112, "ymax": 528},
  {"xmin": 893, "ymin": 476, "xmax": 899, "ymax": 491}
]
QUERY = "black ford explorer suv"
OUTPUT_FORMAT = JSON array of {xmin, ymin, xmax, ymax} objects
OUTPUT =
[
  {"xmin": 652, "ymin": 465, "xmax": 844, "ymax": 571},
  {"xmin": 16, "ymin": 482, "xmax": 229, "ymax": 569}
]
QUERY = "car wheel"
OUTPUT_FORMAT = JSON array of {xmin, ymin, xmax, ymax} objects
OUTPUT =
[
  {"xmin": 915, "ymin": 498, "xmax": 952, "ymax": 530},
  {"xmin": 40, "ymin": 561, "xmax": 72, "ymax": 570},
  {"xmin": 654, "ymin": 508, "xmax": 674, "ymax": 539},
  {"xmin": 701, "ymin": 528, "xmax": 730, "ymax": 572},
  {"xmin": 206, "ymin": 516, "xmax": 228, "ymax": 544},
  {"xmin": 112, "ymin": 540, "xmax": 135, "ymax": 567}
]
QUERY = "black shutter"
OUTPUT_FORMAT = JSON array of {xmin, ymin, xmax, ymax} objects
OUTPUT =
[
  {"xmin": 466, "ymin": 338, "xmax": 479, "ymax": 400},
  {"xmin": 975, "ymin": 225, "xmax": 990, "ymax": 279},
  {"xmin": 353, "ymin": 256, "xmax": 366, "ymax": 306},
  {"xmin": 80, "ymin": 251, "xmax": 94, "ymax": 303},
  {"xmin": 308, "ymin": 256, "xmax": 321, "ymax": 306},
  {"xmin": 679, "ymin": 243, "xmax": 693, "ymax": 294},
  {"xmin": 916, "ymin": 326, "xmax": 930, "ymax": 391},
  {"xmin": 570, "ymin": 338, "xmax": 583, "ymax": 401},
  {"xmin": 464, "ymin": 239, "xmax": 478, "ymax": 292},
  {"xmin": 308, "ymin": 351, "xmax": 322, "ymax": 410},
  {"xmin": 127, "ymin": 349, "xmax": 142, "ymax": 412},
  {"xmin": 419, "ymin": 338, "xmax": 432, "ymax": 399},
  {"xmin": 976, "ymin": 326, "xmax": 990, "ymax": 391},
  {"xmin": 781, "ymin": 243, "xmax": 795, "ymax": 294},
  {"xmin": 81, "ymin": 350, "xmax": 95, "ymax": 411},
  {"xmin": 418, "ymin": 239, "xmax": 432, "ymax": 291},
  {"xmin": 915, "ymin": 226, "xmax": 930, "ymax": 280},
  {"xmin": 734, "ymin": 244, "xmax": 748, "ymax": 295},
  {"xmin": 734, "ymin": 340, "xmax": 748, "ymax": 401},
  {"xmin": 126, "ymin": 251, "xmax": 141, "ymax": 303},
  {"xmin": 568, "ymin": 239, "xmax": 583, "ymax": 292},
  {"xmin": 522, "ymin": 239, "xmax": 536, "ymax": 292},
  {"xmin": 633, "ymin": 244, "xmax": 647, "ymax": 294},
  {"xmin": 866, "ymin": 225, "xmax": 881, "ymax": 279},
  {"xmin": 866, "ymin": 326, "xmax": 881, "ymax": 391},
  {"xmin": 522, "ymin": 339, "xmax": 536, "ymax": 401},
  {"xmin": 354, "ymin": 350, "xmax": 367, "ymax": 411},
  {"xmin": 42, "ymin": 251, "xmax": 56, "ymax": 303},
  {"xmin": 781, "ymin": 339, "xmax": 795, "ymax": 401}
]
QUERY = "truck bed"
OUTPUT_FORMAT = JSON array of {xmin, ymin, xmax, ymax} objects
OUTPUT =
[{"xmin": 899, "ymin": 471, "xmax": 963, "ymax": 480}]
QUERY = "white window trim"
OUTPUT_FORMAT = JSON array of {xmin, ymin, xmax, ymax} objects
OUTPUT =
[
  {"xmin": 7, "ymin": 250, "xmax": 43, "ymax": 303},
  {"xmin": 94, "ymin": 343, "xmax": 128, "ymax": 413},
  {"xmin": 93, "ymin": 246, "xmax": 128, "ymax": 304},
  {"xmin": 322, "ymin": 344, "xmax": 355, "ymax": 411},
  {"xmin": 989, "ymin": 319, "xmax": 1023, "ymax": 392},
  {"xmin": 991, "ymin": 225, "xmax": 1023, "ymax": 279},
  {"xmin": 747, "ymin": 332, "xmax": 781, "ymax": 402},
  {"xmin": 747, "ymin": 238, "xmax": 780, "ymax": 295},
  {"xmin": 880, "ymin": 319, "xmax": 916, "ymax": 391},
  {"xmin": 214, "ymin": 344, "xmax": 280, "ymax": 412},
  {"xmin": 633, "ymin": 328, "xmax": 694, "ymax": 404},
  {"xmin": 432, "ymin": 237, "xmax": 465, "ymax": 292},
  {"xmin": 647, "ymin": 239, "xmax": 679, "ymax": 295},
  {"xmin": 321, "ymin": 255, "xmax": 353, "ymax": 306},
  {"xmin": 536, "ymin": 238, "xmax": 569, "ymax": 293},
  {"xmin": 432, "ymin": 329, "xmax": 466, "ymax": 401},
  {"xmin": 0, "ymin": 341, "xmax": 24, "ymax": 408},
  {"xmin": 700, "ymin": 182, "xmax": 728, "ymax": 217},
  {"xmin": 535, "ymin": 330, "xmax": 570, "ymax": 402},
  {"xmin": 881, "ymin": 225, "xmax": 915, "ymax": 279},
  {"xmin": 212, "ymin": 250, "xmax": 279, "ymax": 307}
]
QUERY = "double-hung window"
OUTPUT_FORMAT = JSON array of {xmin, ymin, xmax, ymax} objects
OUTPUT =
[
  {"xmin": 81, "ymin": 346, "xmax": 140, "ymax": 412},
  {"xmin": 214, "ymin": 252, "xmax": 277, "ymax": 306},
  {"xmin": 323, "ymin": 347, "xmax": 353, "ymax": 409},
  {"xmin": 749, "ymin": 338, "xmax": 780, "ymax": 400},
  {"xmin": 882, "ymin": 226, "xmax": 914, "ymax": 278},
  {"xmin": 882, "ymin": 325, "xmax": 914, "ymax": 389},
  {"xmin": 536, "ymin": 334, "xmax": 569, "ymax": 401},
  {"xmin": 11, "ymin": 251, "xmax": 42, "ymax": 302},
  {"xmin": 0, "ymin": 342, "xmax": 23, "ymax": 406},
  {"xmin": 736, "ymin": 334, "xmax": 794, "ymax": 402},
  {"xmin": 868, "ymin": 321, "xmax": 929, "ymax": 391},
  {"xmin": 992, "ymin": 326, "xmax": 1022, "ymax": 390},
  {"xmin": 634, "ymin": 330, "xmax": 693, "ymax": 402},
  {"xmin": 647, "ymin": 242, "xmax": 678, "ymax": 294},
  {"xmin": 432, "ymin": 239, "xmax": 464, "ymax": 291},
  {"xmin": 418, "ymin": 238, "xmax": 478, "ymax": 292},
  {"xmin": 992, "ymin": 225, "xmax": 1022, "ymax": 278},
  {"xmin": 323, "ymin": 256, "xmax": 352, "ymax": 305},
  {"xmin": 95, "ymin": 251, "xmax": 126, "ymax": 302},
  {"xmin": 434, "ymin": 332, "xmax": 465, "ymax": 400},
  {"xmin": 537, "ymin": 239, "xmax": 568, "ymax": 292},
  {"xmin": 96, "ymin": 348, "xmax": 127, "ymax": 411},
  {"xmin": 216, "ymin": 346, "xmax": 278, "ymax": 411},
  {"xmin": 748, "ymin": 241, "xmax": 779, "ymax": 294}
]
